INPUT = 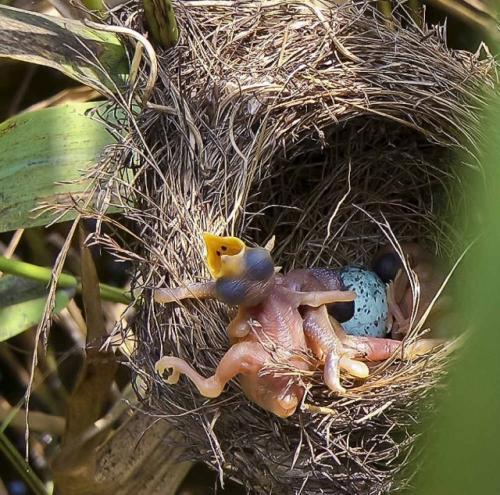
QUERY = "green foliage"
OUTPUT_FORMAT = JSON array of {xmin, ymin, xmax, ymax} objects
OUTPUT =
[
  {"xmin": 413, "ymin": 89, "xmax": 500, "ymax": 493},
  {"xmin": 0, "ymin": 4, "xmax": 128, "ymax": 92},
  {"xmin": 0, "ymin": 431, "xmax": 47, "ymax": 495},
  {"xmin": 0, "ymin": 275, "xmax": 74, "ymax": 342},
  {"xmin": 0, "ymin": 102, "xmax": 116, "ymax": 233},
  {"xmin": 81, "ymin": 0, "xmax": 106, "ymax": 11},
  {"xmin": 0, "ymin": 256, "xmax": 131, "ymax": 304}
]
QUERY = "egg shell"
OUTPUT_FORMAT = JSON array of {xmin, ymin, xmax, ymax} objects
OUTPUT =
[{"xmin": 339, "ymin": 266, "xmax": 388, "ymax": 337}]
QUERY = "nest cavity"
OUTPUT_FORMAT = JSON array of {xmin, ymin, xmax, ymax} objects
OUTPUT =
[{"xmin": 95, "ymin": 1, "xmax": 496, "ymax": 494}]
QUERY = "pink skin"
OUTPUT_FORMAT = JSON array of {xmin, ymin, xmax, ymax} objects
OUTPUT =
[
  {"xmin": 154, "ymin": 261, "xmax": 445, "ymax": 417},
  {"xmin": 377, "ymin": 243, "xmax": 452, "ymax": 339},
  {"xmin": 283, "ymin": 269, "xmax": 441, "ymax": 392},
  {"xmin": 155, "ymin": 281, "xmax": 356, "ymax": 417}
]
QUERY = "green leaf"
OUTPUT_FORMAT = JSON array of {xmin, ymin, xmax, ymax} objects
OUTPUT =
[
  {"xmin": 0, "ymin": 102, "xmax": 116, "ymax": 233},
  {"xmin": 413, "ymin": 76, "xmax": 500, "ymax": 493},
  {"xmin": 0, "ymin": 275, "xmax": 74, "ymax": 341},
  {"xmin": 0, "ymin": 4, "xmax": 128, "ymax": 92},
  {"xmin": 0, "ymin": 431, "xmax": 47, "ymax": 495}
]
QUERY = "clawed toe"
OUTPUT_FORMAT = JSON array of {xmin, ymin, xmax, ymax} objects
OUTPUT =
[
  {"xmin": 339, "ymin": 356, "xmax": 369, "ymax": 378},
  {"xmin": 155, "ymin": 357, "xmax": 180, "ymax": 384},
  {"xmin": 276, "ymin": 393, "xmax": 300, "ymax": 417},
  {"xmin": 323, "ymin": 351, "xmax": 370, "ymax": 394},
  {"xmin": 323, "ymin": 352, "xmax": 346, "ymax": 393}
]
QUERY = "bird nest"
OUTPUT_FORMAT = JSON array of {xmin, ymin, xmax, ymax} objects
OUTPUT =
[{"xmin": 91, "ymin": 1, "xmax": 496, "ymax": 494}]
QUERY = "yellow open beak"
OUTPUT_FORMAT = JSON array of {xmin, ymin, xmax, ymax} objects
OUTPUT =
[{"xmin": 203, "ymin": 232, "xmax": 246, "ymax": 279}]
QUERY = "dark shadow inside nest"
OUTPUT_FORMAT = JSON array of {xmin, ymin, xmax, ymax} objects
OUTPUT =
[{"xmin": 242, "ymin": 119, "xmax": 458, "ymax": 267}]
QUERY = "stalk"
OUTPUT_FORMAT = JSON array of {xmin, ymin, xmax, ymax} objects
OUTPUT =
[{"xmin": 0, "ymin": 256, "xmax": 131, "ymax": 305}]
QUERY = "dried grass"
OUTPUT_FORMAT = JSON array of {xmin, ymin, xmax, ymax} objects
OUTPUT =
[{"xmin": 86, "ymin": 1, "xmax": 497, "ymax": 493}]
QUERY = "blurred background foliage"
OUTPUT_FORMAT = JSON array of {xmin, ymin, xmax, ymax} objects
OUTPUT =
[
  {"xmin": 0, "ymin": 1, "xmax": 498, "ymax": 494},
  {"xmin": 412, "ymin": 69, "xmax": 500, "ymax": 495}
]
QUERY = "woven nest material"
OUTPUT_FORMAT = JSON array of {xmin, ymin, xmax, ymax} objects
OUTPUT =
[{"xmin": 93, "ymin": 1, "xmax": 496, "ymax": 494}]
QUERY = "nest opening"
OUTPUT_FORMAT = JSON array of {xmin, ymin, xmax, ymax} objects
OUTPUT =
[
  {"xmin": 133, "ymin": 119, "xmax": 458, "ymax": 495},
  {"xmin": 94, "ymin": 1, "xmax": 496, "ymax": 494},
  {"xmin": 240, "ymin": 119, "xmax": 456, "ymax": 267}
]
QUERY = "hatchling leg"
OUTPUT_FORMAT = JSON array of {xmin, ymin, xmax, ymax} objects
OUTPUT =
[
  {"xmin": 387, "ymin": 278, "xmax": 408, "ymax": 327},
  {"xmin": 288, "ymin": 288, "xmax": 356, "ymax": 308},
  {"xmin": 155, "ymin": 342, "xmax": 269, "ymax": 398},
  {"xmin": 302, "ymin": 306, "xmax": 370, "ymax": 394},
  {"xmin": 329, "ymin": 317, "xmax": 445, "ymax": 361},
  {"xmin": 227, "ymin": 307, "xmax": 253, "ymax": 343},
  {"xmin": 154, "ymin": 281, "xmax": 217, "ymax": 304}
]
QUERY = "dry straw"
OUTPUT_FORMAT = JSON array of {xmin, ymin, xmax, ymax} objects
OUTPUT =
[{"xmin": 90, "ymin": 0, "xmax": 497, "ymax": 493}]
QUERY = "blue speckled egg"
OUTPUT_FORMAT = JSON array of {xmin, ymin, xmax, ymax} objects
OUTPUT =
[{"xmin": 338, "ymin": 266, "xmax": 388, "ymax": 337}]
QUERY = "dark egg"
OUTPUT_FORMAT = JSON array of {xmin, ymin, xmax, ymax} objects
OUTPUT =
[
  {"xmin": 328, "ymin": 300, "xmax": 355, "ymax": 323},
  {"xmin": 372, "ymin": 251, "xmax": 402, "ymax": 283}
]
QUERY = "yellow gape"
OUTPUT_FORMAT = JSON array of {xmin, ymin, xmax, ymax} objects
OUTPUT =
[{"xmin": 203, "ymin": 232, "xmax": 246, "ymax": 279}]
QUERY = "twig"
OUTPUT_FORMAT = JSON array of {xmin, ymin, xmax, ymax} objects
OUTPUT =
[
  {"xmin": 3, "ymin": 229, "xmax": 24, "ymax": 259},
  {"xmin": 302, "ymin": 404, "xmax": 338, "ymax": 416},
  {"xmin": 7, "ymin": 65, "xmax": 36, "ymax": 117},
  {"xmin": 0, "ymin": 346, "xmax": 56, "ymax": 414},
  {"xmin": 355, "ymin": 400, "xmax": 394, "ymax": 424}
]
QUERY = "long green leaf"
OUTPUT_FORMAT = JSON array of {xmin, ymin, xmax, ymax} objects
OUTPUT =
[
  {"xmin": 413, "ymin": 78, "xmax": 500, "ymax": 494},
  {"xmin": 0, "ymin": 275, "xmax": 74, "ymax": 342},
  {"xmin": 0, "ymin": 431, "xmax": 47, "ymax": 495},
  {"xmin": 0, "ymin": 102, "xmax": 116, "ymax": 232},
  {"xmin": 0, "ymin": 4, "xmax": 128, "ymax": 92}
]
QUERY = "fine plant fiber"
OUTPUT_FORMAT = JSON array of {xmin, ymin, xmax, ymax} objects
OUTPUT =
[{"xmin": 81, "ymin": 1, "xmax": 498, "ymax": 494}]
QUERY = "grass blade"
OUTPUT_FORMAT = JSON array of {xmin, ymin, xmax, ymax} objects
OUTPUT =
[
  {"xmin": 0, "ymin": 4, "xmax": 128, "ymax": 92},
  {"xmin": 0, "ymin": 102, "xmax": 116, "ymax": 233},
  {"xmin": 0, "ymin": 431, "xmax": 47, "ymax": 495},
  {"xmin": 0, "ymin": 275, "xmax": 74, "ymax": 342}
]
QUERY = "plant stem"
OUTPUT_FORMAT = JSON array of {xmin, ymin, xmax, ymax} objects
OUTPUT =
[
  {"xmin": 0, "ymin": 256, "xmax": 131, "ymax": 305},
  {"xmin": 377, "ymin": 0, "xmax": 394, "ymax": 29},
  {"xmin": 143, "ymin": 0, "xmax": 180, "ymax": 48},
  {"xmin": 408, "ymin": 0, "xmax": 421, "ymax": 24},
  {"xmin": 0, "ymin": 397, "xmax": 66, "ymax": 436},
  {"xmin": 0, "ymin": 431, "xmax": 48, "ymax": 495}
]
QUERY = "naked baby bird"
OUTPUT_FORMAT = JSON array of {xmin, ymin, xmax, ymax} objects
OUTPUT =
[
  {"xmin": 372, "ymin": 243, "xmax": 451, "ymax": 339},
  {"xmin": 154, "ymin": 234, "xmax": 426, "ymax": 417}
]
